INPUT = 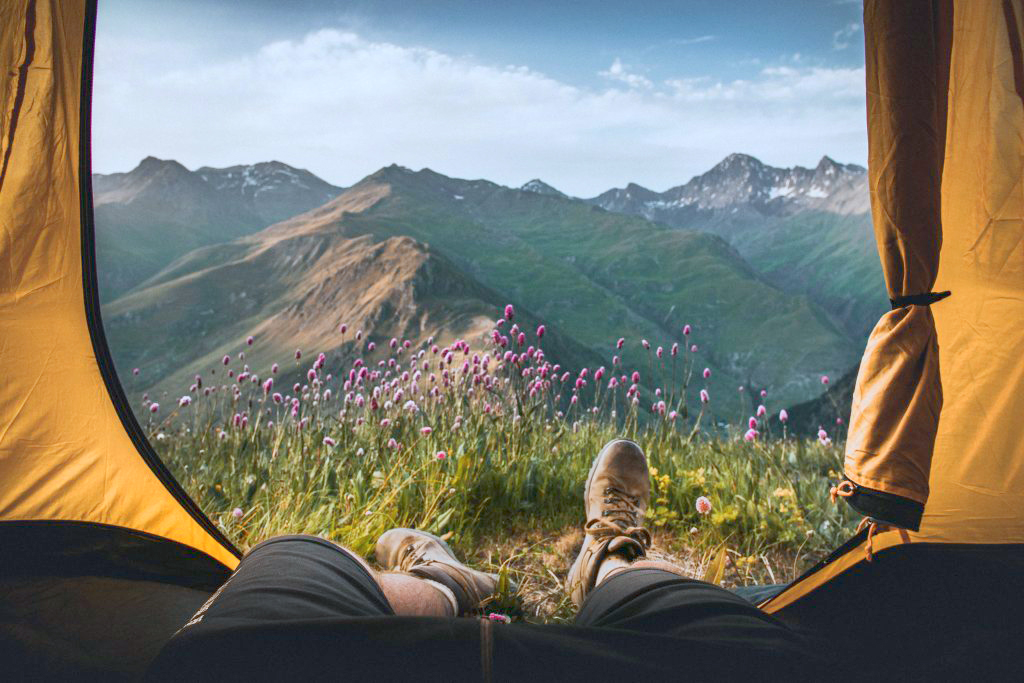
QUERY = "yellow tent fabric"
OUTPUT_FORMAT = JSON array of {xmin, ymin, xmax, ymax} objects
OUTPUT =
[
  {"xmin": 0, "ymin": 0, "xmax": 237, "ymax": 570},
  {"xmin": 918, "ymin": 0, "xmax": 1024, "ymax": 544},
  {"xmin": 764, "ymin": 0, "xmax": 1024, "ymax": 614},
  {"xmin": 841, "ymin": 0, "xmax": 953, "ymax": 530}
]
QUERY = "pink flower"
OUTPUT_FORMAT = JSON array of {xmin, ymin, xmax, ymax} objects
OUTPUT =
[
  {"xmin": 779, "ymin": 409, "xmax": 789, "ymax": 423},
  {"xmin": 683, "ymin": 324, "xmax": 692, "ymax": 336},
  {"xmin": 420, "ymin": 426, "xmax": 432, "ymax": 436},
  {"xmin": 367, "ymin": 342, "xmax": 376, "ymax": 352},
  {"xmin": 703, "ymin": 367, "xmax": 711, "ymax": 379},
  {"xmin": 132, "ymin": 367, "xmax": 140, "ymax": 376},
  {"xmin": 642, "ymin": 339, "xmax": 650, "ymax": 350},
  {"xmin": 356, "ymin": 330, "xmax": 363, "ymax": 340},
  {"xmin": 821, "ymin": 375, "xmax": 830, "ymax": 386},
  {"xmin": 232, "ymin": 508, "xmax": 244, "ymax": 519},
  {"xmin": 656, "ymin": 346, "xmax": 664, "ymax": 358},
  {"xmin": 817, "ymin": 427, "xmax": 828, "ymax": 440},
  {"xmin": 738, "ymin": 385, "xmax": 745, "ymax": 392},
  {"xmin": 690, "ymin": 344, "xmax": 698, "ymax": 353},
  {"xmin": 390, "ymin": 338, "xmax": 398, "ymax": 350},
  {"xmin": 517, "ymin": 333, "xmax": 526, "ymax": 346},
  {"xmin": 295, "ymin": 349, "xmax": 302, "ymax": 360},
  {"xmin": 246, "ymin": 335, "xmax": 254, "ymax": 346},
  {"xmin": 388, "ymin": 438, "xmax": 400, "ymax": 451},
  {"xmin": 695, "ymin": 496, "xmax": 712, "ymax": 514},
  {"xmin": 149, "ymin": 403, "xmax": 160, "ymax": 413},
  {"xmin": 616, "ymin": 338, "xmax": 625, "ymax": 350},
  {"xmin": 748, "ymin": 416, "xmax": 758, "ymax": 429},
  {"xmin": 631, "ymin": 371, "xmax": 640, "ymax": 384},
  {"xmin": 436, "ymin": 451, "xmax": 447, "ymax": 460},
  {"xmin": 272, "ymin": 392, "xmax": 283, "ymax": 404},
  {"xmin": 263, "ymin": 378, "xmax": 274, "ymax": 394},
  {"xmin": 339, "ymin": 323, "xmax": 348, "ymax": 334},
  {"xmin": 307, "ymin": 369, "xmax": 317, "ymax": 382},
  {"xmin": 179, "ymin": 396, "xmax": 192, "ymax": 407},
  {"xmin": 760, "ymin": 389, "xmax": 767, "ymax": 398},
  {"xmin": 836, "ymin": 417, "xmax": 844, "ymax": 425},
  {"xmin": 756, "ymin": 404, "xmax": 766, "ymax": 417},
  {"xmin": 536, "ymin": 325, "xmax": 545, "ymax": 339},
  {"xmin": 487, "ymin": 613, "xmax": 511, "ymax": 624},
  {"xmin": 504, "ymin": 304, "xmax": 515, "ymax": 321},
  {"xmin": 744, "ymin": 428, "xmax": 758, "ymax": 442},
  {"xmin": 671, "ymin": 343, "xmax": 679, "ymax": 356},
  {"xmin": 700, "ymin": 389, "xmax": 709, "ymax": 403},
  {"xmin": 594, "ymin": 367, "xmax": 605, "ymax": 381},
  {"xmin": 271, "ymin": 363, "xmax": 279, "ymax": 374},
  {"xmin": 380, "ymin": 418, "xmax": 391, "ymax": 428},
  {"xmin": 323, "ymin": 436, "xmax": 336, "ymax": 447},
  {"xmin": 223, "ymin": 355, "xmax": 231, "ymax": 366}
]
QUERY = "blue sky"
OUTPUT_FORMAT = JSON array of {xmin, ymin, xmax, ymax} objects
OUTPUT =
[{"xmin": 93, "ymin": 0, "xmax": 867, "ymax": 196}]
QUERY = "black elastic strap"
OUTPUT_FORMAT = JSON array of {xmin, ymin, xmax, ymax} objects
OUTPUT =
[{"xmin": 890, "ymin": 290, "xmax": 951, "ymax": 309}]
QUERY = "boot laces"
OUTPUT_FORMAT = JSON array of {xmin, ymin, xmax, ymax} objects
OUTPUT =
[
  {"xmin": 397, "ymin": 539, "xmax": 432, "ymax": 572},
  {"xmin": 397, "ymin": 539, "xmax": 486, "ymax": 608},
  {"xmin": 585, "ymin": 485, "xmax": 651, "ymax": 548}
]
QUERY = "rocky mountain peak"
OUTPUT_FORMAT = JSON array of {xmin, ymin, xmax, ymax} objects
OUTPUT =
[{"xmin": 520, "ymin": 179, "xmax": 566, "ymax": 198}]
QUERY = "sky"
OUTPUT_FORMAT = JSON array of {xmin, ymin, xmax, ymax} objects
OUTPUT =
[{"xmin": 93, "ymin": 0, "xmax": 867, "ymax": 197}]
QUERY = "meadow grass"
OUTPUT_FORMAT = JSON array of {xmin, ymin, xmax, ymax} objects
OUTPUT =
[{"xmin": 147, "ymin": 309, "xmax": 858, "ymax": 621}]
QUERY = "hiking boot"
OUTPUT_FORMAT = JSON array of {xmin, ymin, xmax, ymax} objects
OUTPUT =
[
  {"xmin": 375, "ymin": 528, "xmax": 500, "ymax": 616},
  {"xmin": 566, "ymin": 439, "xmax": 652, "ymax": 606}
]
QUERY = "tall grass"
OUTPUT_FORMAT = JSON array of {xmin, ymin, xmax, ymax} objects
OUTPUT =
[{"xmin": 147, "ymin": 307, "xmax": 858, "ymax": 618}]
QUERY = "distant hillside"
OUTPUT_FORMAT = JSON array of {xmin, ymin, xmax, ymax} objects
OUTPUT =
[
  {"xmin": 105, "ymin": 182, "xmax": 599, "ymax": 404},
  {"xmin": 93, "ymin": 157, "xmax": 342, "ymax": 298},
  {"xmin": 587, "ymin": 154, "xmax": 886, "ymax": 338},
  {"xmin": 784, "ymin": 364, "xmax": 857, "ymax": 438}
]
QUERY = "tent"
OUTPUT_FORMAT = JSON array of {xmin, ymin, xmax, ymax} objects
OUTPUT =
[{"xmin": 1, "ymin": 0, "xmax": 1022, "ymax": 678}]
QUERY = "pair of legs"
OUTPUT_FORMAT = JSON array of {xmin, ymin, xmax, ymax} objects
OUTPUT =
[
  {"xmin": 363, "ymin": 542, "xmax": 685, "ymax": 617},
  {"xmin": 374, "ymin": 439, "xmax": 692, "ymax": 618},
  {"xmin": 149, "ymin": 441, "xmax": 819, "ymax": 681}
]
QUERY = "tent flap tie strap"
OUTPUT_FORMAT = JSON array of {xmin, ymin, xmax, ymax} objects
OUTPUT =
[
  {"xmin": 830, "ymin": 481, "xmax": 912, "ymax": 561},
  {"xmin": 889, "ymin": 290, "xmax": 951, "ymax": 309}
]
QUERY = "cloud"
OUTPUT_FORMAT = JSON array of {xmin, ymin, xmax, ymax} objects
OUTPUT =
[
  {"xmin": 92, "ymin": 28, "xmax": 866, "ymax": 196},
  {"xmin": 832, "ymin": 22, "xmax": 861, "ymax": 50},
  {"xmin": 672, "ymin": 35, "xmax": 716, "ymax": 45},
  {"xmin": 598, "ymin": 58, "xmax": 653, "ymax": 89}
]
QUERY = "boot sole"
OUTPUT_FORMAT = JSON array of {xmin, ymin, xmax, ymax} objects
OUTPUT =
[{"xmin": 583, "ymin": 438, "xmax": 645, "ymax": 505}]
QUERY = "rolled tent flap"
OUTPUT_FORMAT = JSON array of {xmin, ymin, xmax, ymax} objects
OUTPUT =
[
  {"xmin": 0, "ymin": 0, "xmax": 238, "ymax": 580},
  {"xmin": 841, "ymin": 0, "xmax": 954, "ymax": 531}
]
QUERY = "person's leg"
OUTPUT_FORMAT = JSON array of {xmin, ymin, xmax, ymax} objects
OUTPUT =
[
  {"xmin": 147, "ymin": 535, "xmax": 487, "ymax": 681},
  {"xmin": 563, "ymin": 439, "xmax": 818, "ymax": 670}
]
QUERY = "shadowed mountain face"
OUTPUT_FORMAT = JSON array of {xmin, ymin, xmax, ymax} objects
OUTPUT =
[
  {"xmin": 105, "ymin": 162, "xmax": 861, "ymax": 414},
  {"xmin": 93, "ymin": 157, "xmax": 343, "ymax": 299},
  {"xmin": 587, "ymin": 154, "xmax": 886, "ymax": 338}
]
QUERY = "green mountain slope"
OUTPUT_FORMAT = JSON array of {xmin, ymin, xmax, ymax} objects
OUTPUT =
[{"xmin": 93, "ymin": 157, "xmax": 342, "ymax": 299}]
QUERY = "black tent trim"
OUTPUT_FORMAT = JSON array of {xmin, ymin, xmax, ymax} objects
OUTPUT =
[
  {"xmin": 76, "ymin": 0, "xmax": 241, "ymax": 567},
  {"xmin": 0, "ymin": 520, "xmax": 232, "ymax": 590}
]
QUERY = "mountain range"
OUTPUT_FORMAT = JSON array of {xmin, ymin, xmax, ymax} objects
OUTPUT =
[
  {"xmin": 93, "ymin": 157, "xmax": 342, "ymax": 297},
  {"xmin": 96, "ymin": 154, "xmax": 882, "ymax": 418}
]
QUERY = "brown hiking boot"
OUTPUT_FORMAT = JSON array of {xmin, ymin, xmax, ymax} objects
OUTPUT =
[
  {"xmin": 375, "ymin": 528, "xmax": 500, "ymax": 616},
  {"xmin": 566, "ymin": 439, "xmax": 652, "ymax": 606}
]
